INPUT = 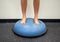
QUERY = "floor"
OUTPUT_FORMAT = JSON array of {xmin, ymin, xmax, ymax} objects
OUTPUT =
[{"xmin": 0, "ymin": 22, "xmax": 60, "ymax": 42}]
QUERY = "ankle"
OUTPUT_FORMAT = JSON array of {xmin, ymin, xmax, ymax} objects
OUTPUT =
[{"xmin": 34, "ymin": 18, "xmax": 38, "ymax": 20}]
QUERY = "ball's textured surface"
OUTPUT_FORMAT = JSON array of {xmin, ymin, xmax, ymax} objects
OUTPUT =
[{"xmin": 13, "ymin": 18, "xmax": 47, "ymax": 37}]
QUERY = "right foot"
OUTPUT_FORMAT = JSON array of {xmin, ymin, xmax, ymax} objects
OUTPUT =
[
  {"xmin": 21, "ymin": 19, "xmax": 26, "ymax": 24},
  {"xmin": 34, "ymin": 19, "xmax": 39, "ymax": 24}
]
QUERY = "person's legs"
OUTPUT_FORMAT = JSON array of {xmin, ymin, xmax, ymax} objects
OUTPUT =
[
  {"xmin": 33, "ymin": 0, "xmax": 40, "ymax": 24},
  {"xmin": 21, "ymin": 0, "xmax": 27, "ymax": 24}
]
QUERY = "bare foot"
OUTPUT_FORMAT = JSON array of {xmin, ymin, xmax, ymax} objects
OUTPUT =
[
  {"xmin": 21, "ymin": 19, "xmax": 26, "ymax": 24},
  {"xmin": 34, "ymin": 19, "xmax": 39, "ymax": 24}
]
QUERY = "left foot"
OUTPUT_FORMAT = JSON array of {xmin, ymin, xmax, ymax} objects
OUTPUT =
[{"xmin": 34, "ymin": 19, "xmax": 39, "ymax": 24}]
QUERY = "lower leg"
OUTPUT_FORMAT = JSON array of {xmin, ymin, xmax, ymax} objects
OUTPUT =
[
  {"xmin": 21, "ymin": 0, "xmax": 27, "ymax": 24},
  {"xmin": 33, "ymin": 0, "xmax": 40, "ymax": 24}
]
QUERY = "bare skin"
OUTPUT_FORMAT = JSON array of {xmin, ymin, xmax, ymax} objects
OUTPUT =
[
  {"xmin": 21, "ymin": 0, "xmax": 40, "ymax": 24},
  {"xmin": 34, "ymin": 0, "xmax": 40, "ymax": 24},
  {"xmin": 21, "ymin": 0, "xmax": 27, "ymax": 24}
]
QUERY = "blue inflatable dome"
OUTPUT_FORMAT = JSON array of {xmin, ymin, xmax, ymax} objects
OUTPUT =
[{"xmin": 13, "ymin": 18, "xmax": 47, "ymax": 37}]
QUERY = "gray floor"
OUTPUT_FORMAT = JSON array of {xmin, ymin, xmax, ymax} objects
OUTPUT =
[{"xmin": 0, "ymin": 22, "xmax": 60, "ymax": 42}]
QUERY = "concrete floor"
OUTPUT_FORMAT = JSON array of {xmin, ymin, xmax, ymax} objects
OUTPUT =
[{"xmin": 0, "ymin": 22, "xmax": 60, "ymax": 42}]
